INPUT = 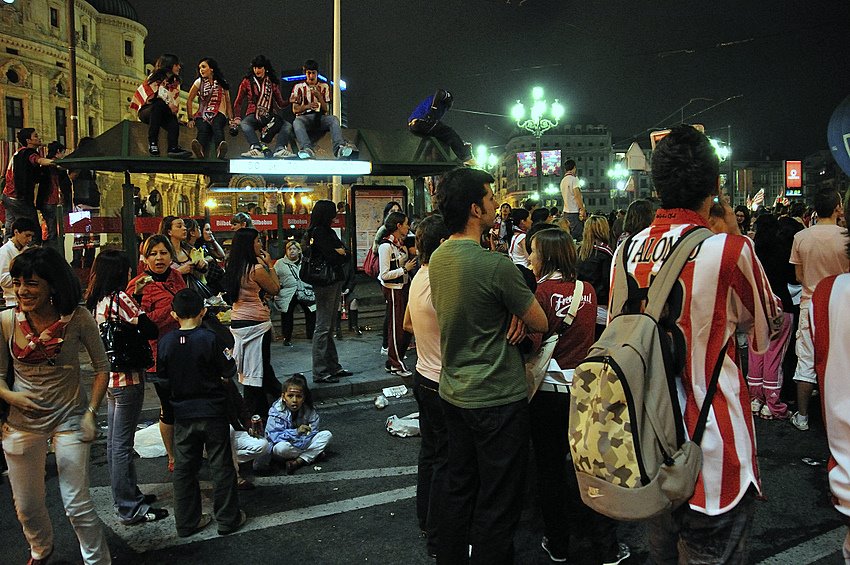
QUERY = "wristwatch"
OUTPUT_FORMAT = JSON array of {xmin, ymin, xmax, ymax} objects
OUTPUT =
[{"xmin": 86, "ymin": 406, "xmax": 97, "ymax": 416}]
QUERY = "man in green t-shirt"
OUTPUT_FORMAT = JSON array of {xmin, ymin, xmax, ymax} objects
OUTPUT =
[{"xmin": 429, "ymin": 167, "xmax": 547, "ymax": 564}]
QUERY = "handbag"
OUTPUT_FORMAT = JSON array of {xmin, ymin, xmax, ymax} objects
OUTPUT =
[
  {"xmin": 300, "ymin": 231, "xmax": 337, "ymax": 287},
  {"xmin": 99, "ymin": 293, "xmax": 154, "ymax": 372},
  {"xmin": 525, "ymin": 280, "xmax": 584, "ymax": 400},
  {"xmin": 185, "ymin": 273, "xmax": 214, "ymax": 299}
]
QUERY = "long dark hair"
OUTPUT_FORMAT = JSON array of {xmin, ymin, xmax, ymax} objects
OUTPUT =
[
  {"xmin": 10, "ymin": 247, "xmax": 81, "ymax": 316},
  {"xmin": 223, "ymin": 228, "xmax": 260, "ymax": 302},
  {"xmin": 245, "ymin": 54, "xmax": 277, "ymax": 83},
  {"xmin": 308, "ymin": 200, "xmax": 337, "ymax": 230},
  {"xmin": 198, "ymin": 57, "xmax": 230, "ymax": 90},
  {"xmin": 148, "ymin": 53, "xmax": 181, "ymax": 84},
  {"xmin": 85, "ymin": 249, "xmax": 131, "ymax": 311},
  {"xmin": 159, "ymin": 215, "xmax": 190, "ymax": 255}
]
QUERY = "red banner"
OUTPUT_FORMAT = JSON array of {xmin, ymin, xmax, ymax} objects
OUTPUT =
[{"xmin": 63, "ymin": 214, "xmax": 345, "ymax": 234}]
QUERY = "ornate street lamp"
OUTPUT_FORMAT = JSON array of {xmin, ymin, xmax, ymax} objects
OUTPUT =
[{"xmin": 511, "ymin": 87, "xmax": 564, "ymax": 193}]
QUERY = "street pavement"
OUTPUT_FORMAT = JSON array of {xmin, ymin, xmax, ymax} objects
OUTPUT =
[{"xmin": 0, "ymin": 279, "xmax": 848, "ymax": 563}]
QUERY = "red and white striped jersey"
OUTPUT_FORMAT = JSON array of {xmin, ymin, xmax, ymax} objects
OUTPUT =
[
  {"xmin": 95, "ymin": 291, "xmax": 145, "ymax": 388},
  {"xmin": 613, "ymin": 208, "xmax": 782, "ymax": 515},
  {"xmin": 810, "ymin": 274, "xmax": 850, "ymax": 518}
]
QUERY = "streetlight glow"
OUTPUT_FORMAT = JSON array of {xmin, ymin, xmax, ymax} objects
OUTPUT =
[
  {"xmin": 551, "ymin": 100, "xmax": 565, "ymax": 120},
  {"xmin": 204, "ymin": 198, "xmax": 217, "ymax": 209},
  {"xmin": 532, "ymin": 86, "xmax": 544, "ymax": 100},
  {"xmin": 511, "ymin": 101, "xmax": 525, "ymax": 121},
  {"xmin": 544, "ymin": 184, "xmax": 559, "ymax": 195}
]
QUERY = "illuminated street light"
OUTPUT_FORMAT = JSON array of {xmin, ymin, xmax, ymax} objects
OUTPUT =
[
  {"xmin": 709, "ymin": 138, "xmax": 732, "ymax": 162},
  {"xmin": 544, "ymin": 183, "xmax": 559, "ymax": 195},
  {"xmin": 204, "ymin": 198, "xmax": 217, "ymax": 209},
  {"xmin": 474, "ymin": 144, "xmax": 502, "ymax": 172},
  {"xmin": 512, "ymin": 87, "xmax": 564, "ymax": 194}
]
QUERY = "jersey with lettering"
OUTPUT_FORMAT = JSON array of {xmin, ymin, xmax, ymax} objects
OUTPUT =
[
  {"xmin": 811, "ymin": 274, "xmax": 850, "ymax": 518},
  {"xmin": 614, "ymin": 207, "xmax": 781, "ymax": 515}
]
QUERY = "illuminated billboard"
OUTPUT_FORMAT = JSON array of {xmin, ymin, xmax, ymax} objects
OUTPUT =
[
  {"xmin": 517, "ymin": 151, "xmax": 538, "ymax": 178},
  {"xmin": 540, "ymin": 150, "xmax": 562, "ymax": 176},
  {"xmin": 785, "ymin": 160, "xmax": 802, "ymax": 189}
]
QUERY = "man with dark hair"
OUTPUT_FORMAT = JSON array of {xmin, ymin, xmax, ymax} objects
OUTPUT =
[
  {"xmin": 290, "ymin": 59, "xmax": 354, "ymax": 160},
  {"xmin": 530, "ymin": 207, "xmax": 552, "ymax": 225},
  {"xmin": 0, "ymin": 216, "xmax": 37, "ymax": 307},
  {"xmin": 403, "ymin": 214, "xmax": 450, "ymax": 558},
  {"xmin": 38, "ymin": 141, "xmax": 71, "ymax": 248},
  {"xmin": 789, "ymin": 189, "xmax": 849, "ymax": 431},
  {"xmin": 559, "ymin": 158, "xmax": 585, "ymax": 240},
  {"xmin": 408, "ymin": 89, "xmax": 475, "ymax": 165},
  {"xmin": 615, "ymin": 125, "xmax": 781, "ymax": 563},
  {"xmin": 3, "ymin": 128, "xmax": 53, "ymax": 242},
  {"xmin": 429, "ymin": 167, "xmax": 547, "ymax": 564}
]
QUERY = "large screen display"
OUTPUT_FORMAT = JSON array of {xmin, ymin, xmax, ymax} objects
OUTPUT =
[
  {"xmin": 540, "ymin": 150, "xmax": 562, "ymax": 176},
  {"xmin": 516, "ymin": 151, "xmax": 538, "ymax": 178},
  {"xmin": 785, "ymin": 160, "xmax": 802, "ymax": 189}
]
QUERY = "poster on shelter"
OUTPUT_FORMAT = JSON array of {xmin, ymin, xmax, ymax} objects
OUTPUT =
[{"xmin": 350, "ymin": 186, "xmax": 408, "ymax": 270}]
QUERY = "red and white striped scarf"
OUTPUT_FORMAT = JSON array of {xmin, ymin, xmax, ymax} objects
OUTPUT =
[
  {"xmin": 129, "ymin": 81, "xmax": 156, "ymax": 112},
  {"xmin": 254, "ymin": 76, "xmax": 273, "ymax": 120},
  {"xmin": 198, "ymin": 78, "xmax": 224, "ymax": 123},
  {"xmin": 129, "ymin": 77, "xmax": 181, "ymax": 113}
]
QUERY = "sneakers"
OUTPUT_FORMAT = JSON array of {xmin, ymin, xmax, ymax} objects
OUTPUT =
[
  {"xmin": 216, "ymin": 141, "xmax": 228, "ymax": 159},
  {"xmin": 273, "ymin": 146, "xmax": 296, "ymax": 159},
  {"xmin": 122, "ymin": 507, "xmax": 169, "ymax": 525},
  {"xmin": 298, "ymin": 147, "xmax": 315, "ymax": 159},
  {"xmin": 750, "ymin": 397, "xmax": 764, "ymax": 415},
  {"xmin": 148, "ymin": 141, "xmax": 160, "ymax": 156},
  {"xmin": 191, "ymin": 139, "xmax": 205, "ymax": 159},
  {"xmin": 790, "ymin": 411, "xmax": 809, "ymax": 431},
  {"xmin": 602, "ymin": 543, "xmax": 631, "ymax": 565},
  {"xmin": 167, "ymin": 146, "xmax": 193, "ymax": 159},
  {"xmin": 380, "ymin": 346, "xmax": 388, "ymax": 355},
  {"xmin": 335, "ymin": 143, "xmax": 354, "ymax": 159},
  {"xmin": 241, "ymin": 146, "xmax": 265, "ymax": 158},
  {"xmin": 540, "ymin": 536, "xmax": 567, "ymax": 562}
]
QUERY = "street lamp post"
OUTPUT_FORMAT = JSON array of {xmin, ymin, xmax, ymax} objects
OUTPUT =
[
  {"xmin": 512, "ymin": 87, "xmax": 564, "ymax": 195},
  {"xmin": 607, "ymin": 163, "xmax": 630, "ymax": 210}
]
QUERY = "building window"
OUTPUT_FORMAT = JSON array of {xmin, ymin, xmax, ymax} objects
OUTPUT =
[
  {"xmin": 601, "ymin": 198, "xmax": 608, "ymax": 206},
  {"xmin": 601, "ymin": 182, "xmax": 606, "ymax": 190},
  {"xmin": 588, "ymin": 169, "xmax": 594, "ymax": 176},
  {"xmin": 50, "ymin": 7, "xmax": 59, "ymax": 28},
  {"xmin": 578, "ymin": 169, "xmax": 583, "ymax": 176},
  {"xmin": 588, "ymin": 156, "xmax": 594, "ymax": 161},
  {"xmin": 6, "ymin": 97, "xmax": 24, "ymax": 142},
  {"xmin": 6, "ymin": 48, "xmax": 18, "ymax": 55},
  {"xmin": 81, "ymin": 25, "xmax": 88, "ymax": 43},
  {"xmin": 177, "ymin": 195, "xmax": 190, "ymax": 216},
  {"xmin": 124, "ymin": 40, "xmax": 133, "ymax": 58},
  {"xmin": 577, "ymin": 143, "xmax": 582, "ymax": 147},
  {"xmin": 55, "ymin": 107, "xmax": 67, "ymax": 146},
  {"xmin": 88, "ymin": 116, "xmax": 96, "ymax": 137},
  {"xmin": 5, "ymin": 69, "xmax": 19, "ymax": 84}
]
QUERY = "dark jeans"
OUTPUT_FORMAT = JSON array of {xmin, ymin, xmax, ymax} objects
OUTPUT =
[
  {"xmin": 413, "ymin": 371, "xmax": 448, "ymax": 550},
  {"xmin": 529, "ymin": 390, "xmax": 619, "ymax": 562},
  {"xmin": 437, "ymin": 398, "xmax": 529, "ymax": 565},
  {"xmin": 38, "ymin": 204, "xmax": 58, "ymax": 247},
  {"xmin": 232, "ymin": 325, "xmax": 280, "ymax": 421},
  {"xmin": 382, "ymin": 285, "xmax": 411, "ymax": 372},
  {"xmin": 173, "ymin": 417, "xmax": 240, "ymax": 536},
  {"xmin": 647, "ymin": 487, "xmax": 757, "ymax": 565},
  {"xmin": 194, "ymin": 114, "xmax": 228, "ymax": 156},
  {"xmin": 564, "ymin": 212, "xmax": 583, "ymax": 241},
  {"xmin": 312, "ymin": 281, "xmax": 343, "ymax": 378},
  {"xmin": 410, "ymin": 120, "xmax": 471, "ymax": 161},
  {"xmin": 281, "ymin": 299, "xmax": 316, "ymax": 341},
  {"xmin": 139, "ymin": 98, "xmax": 179, "ymax": 149}
]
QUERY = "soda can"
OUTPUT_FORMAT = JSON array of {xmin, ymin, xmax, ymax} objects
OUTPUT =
[{"xmin": 251, "ymin": 415, "xmax": 263, "ymax": 435}]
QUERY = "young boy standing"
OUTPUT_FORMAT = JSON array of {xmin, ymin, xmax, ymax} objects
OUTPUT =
[{"xmin": 158, "ymin": 289, "xmax": 247, "ymax": 537}]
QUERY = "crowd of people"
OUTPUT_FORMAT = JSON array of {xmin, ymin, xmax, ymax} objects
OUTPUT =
[{"xmin": 2, "ymin": 122, "xmax": 850, "ymax": 565}]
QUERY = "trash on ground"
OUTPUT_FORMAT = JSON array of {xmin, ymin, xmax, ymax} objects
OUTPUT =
[
  {"xmin": 802, "ymin": 457, "xmax": 824, "ymax": 466},
  {"xmin": 314, "ymin": 466, "xmax": 322, "ymax": 471},
  {"xmin": 386, "ymin": 412, "xmax": 420, "ymax": 437},
  {"xmin": 382, "ymin": 385, "xmax": 408, "ymax": 398},
  {"xmin": 134, "ymin": 423, "xmax": 167, "ymax": 458},
  {"xmin": 374, "ymin": 395, "xmax": 389, "ymax": 409}
]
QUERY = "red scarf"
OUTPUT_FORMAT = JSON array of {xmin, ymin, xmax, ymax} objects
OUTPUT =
[
  {"xmin": 11, "ymin": 309, "xmax": 72, "ymax": 365},
  {"xmin": 254, "ymin": 76, "xmax": 273, "ymax": 120},
  {"xmin": 199, "ymin": 78, "xmax": 224, "ymax": 123}
]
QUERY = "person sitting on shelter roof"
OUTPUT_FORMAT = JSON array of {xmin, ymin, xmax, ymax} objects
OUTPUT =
[
  {"xmin": 231, "ymin": 55, "xmax": 295, "ymax": 159},
  {"xmin": 408, "ymin": 89, "xmax": 475, "ymax": 166},
  {"xmin": 290, "ymin": 59, "xmax": 355, "ymax": 160}
]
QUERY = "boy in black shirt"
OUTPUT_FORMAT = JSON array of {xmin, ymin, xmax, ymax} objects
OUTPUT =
[{"xmin": 158, "ymin": 289, "xmax": 246, "ymax": 537}]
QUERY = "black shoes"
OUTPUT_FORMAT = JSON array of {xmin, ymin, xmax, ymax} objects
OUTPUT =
[
  {"xmin": 148, "ymin": 142, "xmax": 160, "ymax": 156},
  {"xmin": 168, "ymin": 146, "xmax": 193, "ymax": 159}
]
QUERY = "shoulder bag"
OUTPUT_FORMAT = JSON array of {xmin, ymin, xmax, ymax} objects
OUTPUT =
[
  {"xmin": 99, "ymin": 293, "xmax": 154, "ymax": 372},
  {"xmin": 300, "ymin": 230, "xmax": 337, "ymax": 287}
]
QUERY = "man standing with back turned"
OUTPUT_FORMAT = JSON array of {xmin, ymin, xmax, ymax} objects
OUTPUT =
[
  {"xmin": 614, "ymin": 125, "xmax": 781, "ymax": 563},
  {"xmin": 429, "ymin": 167, "xmax": 547, "ymax": 564}
]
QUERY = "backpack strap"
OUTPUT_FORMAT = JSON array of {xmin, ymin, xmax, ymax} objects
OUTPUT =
[
  {"xmin": 560, "ymin": 280, "xmax": 584, "ymax": 330},
  {"xmin": 692, "ymin": 342, "xmax": 729, "ymax": 445},
  {"xmin": 609, "ymin": 235, "xmax": 635, "ymax": 318},
  {"xmin": 643, "ymin": 227, "xmax": 712, "ymax": 321}
]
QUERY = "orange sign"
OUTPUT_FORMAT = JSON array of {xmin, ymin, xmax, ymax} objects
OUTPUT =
[{"xmin": 785, "ymin": 161, "xmax": 802, "ymax": 188}]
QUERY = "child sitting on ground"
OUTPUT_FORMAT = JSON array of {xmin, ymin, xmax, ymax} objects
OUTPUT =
[{"xmin": 256, "ymin": 374, "xmax": 332, "ymax": 474}]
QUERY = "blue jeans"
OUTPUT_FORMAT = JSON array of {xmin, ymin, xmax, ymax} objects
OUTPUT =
[
  {"xmin": 106, "ymin": 381, "xmax": 149, "ymax": 523},
  {"xmin": 240, "ymin": 114, "xmax": 292, "ymax": 151},
  {"xmin": 437, "ymin": 398, "xmax": 530, "ymax": 565},
  {"xmin": 293, "ymin": 113, "xmax": 345, "ymax": 153}
]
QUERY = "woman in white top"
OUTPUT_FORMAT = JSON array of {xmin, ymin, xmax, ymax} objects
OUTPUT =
[{"xmin": 377, "ymin": 211, "xmax": 416, "ymax": 377}]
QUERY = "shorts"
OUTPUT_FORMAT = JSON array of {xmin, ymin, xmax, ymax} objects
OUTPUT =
[{"xmin": 792, "ymin": 307, "xmax": 816, "ymax": 385}]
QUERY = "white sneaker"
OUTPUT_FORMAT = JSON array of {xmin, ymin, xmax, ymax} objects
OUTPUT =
[
  {"xmin": 298, "ymin": 147, "xmax": 315, "ymax": 159},
  {"xmin": 380, "ymin": 347, "xmax": 388, "ymax": 355},
  {"xmin": 335, "ymin": 144, "xmax": 353, "ymax": 159},
  {"xmin": 241, "ymin": 146, "xmax": 265, "ymax": 158},
  {"xmin": 790, "ymin": 411, "xmax": 809, "ymax": 431},
  {"xmin": 602, "ymin": 543, "xmax": 631, "ymax": 565},
  {"xmin": 759, "ymin": 404, "xmax": 775, "ymax": 420},
  {"xmin": 273, "ymin": 146, "xmax": 295, "ymax": 159},
  {"xmin": 750, "ymin": 398, "xmax": 764, "ymax": 415}
]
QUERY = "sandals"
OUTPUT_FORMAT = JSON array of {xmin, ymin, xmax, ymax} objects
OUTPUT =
[
  {"xmin": 218, "ymin": 510, "xmax": 248, "ymax": 535},
  {"xmin": 286, "ymin": 458, "xmax": 306, "ymax": 475},
  {"xmin": 178, "ymin": 513, "xmax": 212, "ymax": 537}
]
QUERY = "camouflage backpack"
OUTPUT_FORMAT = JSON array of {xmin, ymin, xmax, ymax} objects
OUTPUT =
[{"xmin": 568, "ymin": 227, "xmax": 719, "ymax": 521}]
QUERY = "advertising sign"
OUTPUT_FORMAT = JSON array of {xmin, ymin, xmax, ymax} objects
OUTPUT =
[
  {"xmin": 540, "ymin": 150, "xmax": 562, "ymax": 176},
  {"xmin": 785, "ymin": 160, "xmax": 802, "ymax": 189},
  {"xmin": 516, "ymin": 151, "xmax": 538, "ymax": 178}
]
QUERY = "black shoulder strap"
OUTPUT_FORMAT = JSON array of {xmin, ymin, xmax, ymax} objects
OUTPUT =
[{"xmin": 692, "ymin": 342, "xmax": 729, "ymax": 445}]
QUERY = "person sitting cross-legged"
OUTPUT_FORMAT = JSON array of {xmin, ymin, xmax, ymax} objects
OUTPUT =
[{"xmin": 290, "ymin": 59, "xmax": 354, "ymax": 160}]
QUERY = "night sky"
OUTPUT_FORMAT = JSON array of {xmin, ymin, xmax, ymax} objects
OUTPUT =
[{"xmin": 134, "ymin": 0, "xmax": 850, "ymax": 161}]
